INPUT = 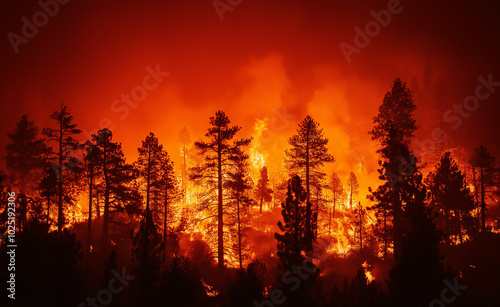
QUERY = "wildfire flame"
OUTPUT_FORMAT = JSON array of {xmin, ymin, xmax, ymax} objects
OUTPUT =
[{"xmin": 362, "ymin": 261, "xmax": 375, "ymax": 283}]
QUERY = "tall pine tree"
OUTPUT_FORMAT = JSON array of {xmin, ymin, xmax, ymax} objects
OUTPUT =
[
  {"xmin": 275, "ymin": 175, "xmax": 316, "ymax": 269},
  {"xmin": 427, "ymin": 152, "xmax": 475, "ymax": 244},
  {"xmin": 190, "ymin": 110, "xmax": 251, "ymax": 272},
  {"xmin": 470, "ymin": 145, "xmax": 497, "ymax": 233},
  {"xmin": 286, "ymin": 115, "xmax": 333, "ymax": 251},
  {"xmin": 43, "ymin": 105, "xmax": 82, "ymax": 233},
  {"xmin": 5, "ymin": 115, "xmax": 47, "ymax": 195},
  {"xmin": 368, "ymin": 79, "xmax": 419, "ymax": 258}
]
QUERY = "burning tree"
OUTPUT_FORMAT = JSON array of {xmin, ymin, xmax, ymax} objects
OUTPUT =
[
  {"xmin": 285, "ymin": 115, "xmax": 334, "ymax": 251},
  {"xmin": 43, "ymin": 105, "xmax": 82, "ymax": 233},
  {"xmin": 329, "ymin": 172, "xmax": 344, "ymax": 233},
  {"xmin": 226, "ymin": 159, "xmax": 253, "ymax": 270},
  {"xmin": 353, "ymin": 202, "xmax": 370, "ymax": 252},
  {"xmin": 190, "ymin": 110, "xmax": 251, "ymax": 272},
  {"xmin": 427, "ymin": 152, "xmax": 475, "ymax": 244},
  {"xmin": 368, "ymin": 78, "xmax": 420, "ymax": 258},
  {"xmin": 275, "ymin": 175, "xmax": 316, "ymax": 269},
  {"xmin": 255, "ymin": 166, "xmax": 272, "ymax": 214},
  {"xmin": 311, "ymin": 175, "xmax": 329, "ymax": 237},
  {"xmin": 469, "ymin": 145, "xmax": 497, "ymax": 233}
]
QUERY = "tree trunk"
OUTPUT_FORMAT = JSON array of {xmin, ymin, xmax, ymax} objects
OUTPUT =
[
  {"xmin": 294, "ymin": 195, "xmax": 300, "ymax": 261},
  {"xmin": 305, "ymin": 137, "xmax": 311, "ymax": 251},
  {"xmin": 164, "ymin": 186, "xmax": 168, "ymax": 258},
  {"xmin": 480, "ymin": 164, "xmax": 486, "ymax": 233},
  {"xmin": 383, "ymin": 207, "xmax": 388, "ymax": 258},
  {"xmin": 103, "ymin": 145, "xmax": 110, "ymax": 246},
  {"xmin": 217, "ymin": 130, "xmax": 224, "ymax": 272},
  {"xmin": 57, "ymin": 117, "xmax": 63, "ymax": 233},
  {"xmin": 237, "ymin": 194, "xmax": 242, "ymax": 270},
  {"xmin": 145, "ymin": 149, "xmax": 151, "ymax": 253},
  {"xmin": 359, "ymin": 202, "xmax": 363, "ymax": 251},
  {"xmin": 393, "ymin": 187, "xmax": 402, "ymax": 259},
  {"xmin": 315, "ymin": 188, "xmax": 319, "ymax": 238},
  {"xmin": 87, "ymin": 160, "xmax": 93, "ymax": 253}
]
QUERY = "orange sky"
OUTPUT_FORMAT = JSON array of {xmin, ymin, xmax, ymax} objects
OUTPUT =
[{"xmin": 1, "ymin": 0, "xmax": 499, "ymax": 188}]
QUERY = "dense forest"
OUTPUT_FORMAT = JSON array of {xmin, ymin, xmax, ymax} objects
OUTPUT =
[{"xmin": 0, "ymin": 78, "xmax": 499, "ymax": 307}]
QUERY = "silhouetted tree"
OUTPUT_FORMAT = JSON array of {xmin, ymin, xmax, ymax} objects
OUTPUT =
[
  {"xmin": 39, "ymin": 166, "xmax": 58, "ymax": 227},
  {"xmin": 353, "ymin": 202, "xmax": 369, "ymax": 251},
  {"xmin": 255, "ymin": 166, "xmax": 272, "ymax": 214},
  {"xmin": 286, "ymin": 115, "xmax": 334, "ymax": 251},
  {"xmin": 368, "ymin": 79, "xmax": 419, "ymax": 258},
  {"xmin": 369, "ymin": 122, "xmax": 426, "ymax": 258},
  {"xmin": 159, "ymin": 149, "xmax": 181, "ymax": 259},
  {"xmin": 137, "ymin": 133, "xmax": 181, "ymax": 259},
  {"xmin": 389, "ymin": 201, "xmax": 455, "ymax": 307},
  {"xmin": 92, "ymin": 129, "xmax": 142, "ymax": 247},
  {"xmin": 0, "ymin": 220, "xmax": 85, "ymax": 306},
  {"xmin": 275, "ymin": 175, "xmax": 316, "ymax": 269},
  {"xmin": 43, "ymin": 105, "xmax": 82, "ymax": 233},
  {"xmin": 5, "ymin": 115, "xmax": 47, "ymax": 195},
  {"xmin": 159, "ymin": 256, "xmax": 215, "ymax": 307},
  {"xmin": 427, "ymin": 152, "xmax": 475, "ymax": 244},
  {"xmin": 311, "ymin": 175, "xmax": 328, "ymax": 237},
  {"xmin": 83, "ymin": 140, "xmax": 100, "ymax": 252},
  {"xmin": 190, "ymin": 110, "xmax": 251, "ymax": 272},
  {"xmin": 329, "ymin": 172, "xmax": 344, "ymax": 234},
  {"xmin": 329, "ymin": 267, "xmax": 385, "ymax": 307},
  {"xmin": 131, "ymin": 207, "xmax": 164, "ymax": 298},
  {"xmin": 470, "ymin": 145, "xmax": 497, "ymax": 232},
  {"xmin": 369, "ymin": 78, "xmax": 419, "ymax": 145},
  {"xmin": 229, "ymin": 260, "xmax": 266, "ymax": 307},
  {"xmin": 226, "ymin": 159, "xmax": 252, "ymax": 270}
]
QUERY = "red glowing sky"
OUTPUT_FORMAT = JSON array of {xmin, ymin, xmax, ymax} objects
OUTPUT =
[{"xmin": 0, "ymin": 0, "xmax": 499, "ymax": 178}]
